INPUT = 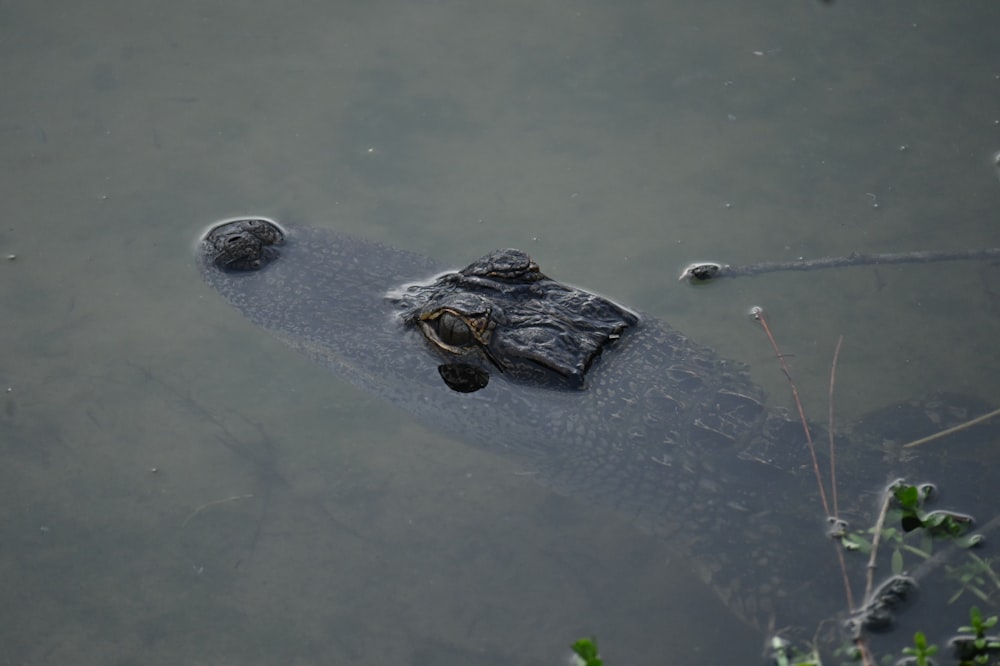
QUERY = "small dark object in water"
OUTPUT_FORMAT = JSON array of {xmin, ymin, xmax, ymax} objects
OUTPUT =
[
  {"xmin": 950, "ymin": 633, "xmax": 1000, "ymax": 662},
  {"xmin": 437, "ymin": 363, "xmax": 490, "ymax": 393},
  {"xmin": 679, "ymin": 247, "xmax": 1000, "ymax": 283}
]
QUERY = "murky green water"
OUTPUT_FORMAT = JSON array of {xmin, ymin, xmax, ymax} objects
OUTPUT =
[{"xmin": 2, "ymin": 1, "xmax": 999, "ymax": 664}]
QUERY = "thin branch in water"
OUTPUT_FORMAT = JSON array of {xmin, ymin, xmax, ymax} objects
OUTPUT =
[
  {"xmin": 855, "ymin": 634, "xmax": 876, "ymax": 666},
  {"xmin": 902, "ymin": 405, "xmax": 1000, "ymax": 448},
  {"xmin": 828, "ymin": 335, "xmax": 844, "ymax": 521},
  {"xmin": 750, "ymin": 306, "xmax": 830, "ymax": 517},
  {"xmin": 680, "ymin": 247, "xmax": 1000, "ymax": 282},
  {"xmin": 826, "ymin": 334, "xmax": 856, "ymax": 614},
  {"xmin": 753, "ymin": 310, "xmax": 866, "ymax": 661},
  {"xmin": 833, "ymin": 534, "xmax": 856, "ymax": 622}
]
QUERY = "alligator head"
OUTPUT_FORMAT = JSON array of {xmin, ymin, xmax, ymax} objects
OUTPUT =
[{"xmin": 390, "ymin": 248, "xmax": 639, "ymax": 392}]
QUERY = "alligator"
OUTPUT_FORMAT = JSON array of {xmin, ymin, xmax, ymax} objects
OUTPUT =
[{"xmin": 198, "ymin": 217, "xmax": 997, "ymax": 658}]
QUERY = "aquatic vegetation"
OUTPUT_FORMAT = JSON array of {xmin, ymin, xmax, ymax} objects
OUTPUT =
[
  {"xmin": 571, "ymin": 307, "xmax": 1000, "ymax": 665},
  {"xmin": 900, "ymin": 631, "xmax": 939, "ymax": 666},
  {"xmin": 756, "ymin": 308, "xmax": 999, "ymax": 665},
  {"xmin": 950, "ymin": 606, "xmax": 1000, "ymax": 665},
  {"xmin": 570, "ymin": 638, "xmax": 603, "ymax": 666}
]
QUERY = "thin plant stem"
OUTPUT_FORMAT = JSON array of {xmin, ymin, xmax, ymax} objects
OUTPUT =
[
  {"xmin": 902, "ymin": 405, "xmax": 1000, "ymax": 448},
  {"xmin": 855, "ymin": 636, "xmax": 876, "ymax": 666},
  {"xmin": 826, "ymin": 335, "xmax": 856, "ymax": 613},
  {"xmin": 753, "ymin": 310, "xmax": 870, "ymax": 661},
  {"xmin": 968, "ymin": 551, "xmax": 1000, "ymax": 594},
  {"xmin": 828, "ymin": 335, "xmax": 843, "ymax": 520},
  {"xmin": 751, "ymin": 307, "xmax": 830, "ymax": 517},
  {"xmin": 834, "ymin": 535, "xmax": 856, "ymax": 618},
  {"xmin": 865, "ymin": 488, "xmax": 894, "ymax": 603}
]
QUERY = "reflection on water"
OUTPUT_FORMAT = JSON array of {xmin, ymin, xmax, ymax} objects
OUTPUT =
[{"xmin": 1, "ymin": 1, "xmax": 999, "ymax": 664}]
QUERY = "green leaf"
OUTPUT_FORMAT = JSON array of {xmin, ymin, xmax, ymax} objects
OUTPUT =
[
  {"xmin": 842, "ymin": 533, "xmax": 871, "ymax": 553},
  {"xmin": 892, "ymin": 548, "xmax": 904, "ymax": 575},
  {"xmin": 894, "ymin": 484, "xmax": 920, "ymax": 510},
  {"xmin": 571, "ymin": 638, "xmax": 602, "ymax": 666},
  {"xmin": 958, "ymin": 533, "xmax": 985, "ymax": 549},
  {"xmin": 922, "ymin": 510, "xmax": 973, "ymax": 537},
  {"xmin": 901, "ymin": 543, "xmax": 932, "ymax": 560}
]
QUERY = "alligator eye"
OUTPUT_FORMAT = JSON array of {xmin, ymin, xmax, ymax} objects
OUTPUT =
[{"xmin": 437, "ymin": 311, "xmax": 472, "ymax": 346}]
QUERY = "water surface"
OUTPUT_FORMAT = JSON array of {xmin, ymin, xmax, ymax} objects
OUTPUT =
[{"xmin": 2, "ymin": 1, "xmax": 999, "ymax": 664}]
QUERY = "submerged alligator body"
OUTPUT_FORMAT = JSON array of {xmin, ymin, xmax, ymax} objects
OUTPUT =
[{"xmin": 198, "ymin": 218, "xmax": 994, "ymax": 654}]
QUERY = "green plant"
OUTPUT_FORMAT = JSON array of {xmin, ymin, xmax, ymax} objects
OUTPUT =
[
  {"xmin": 840, "ymin": 481, "xmax": 984, "ymax": 585},
  {"xmin": 768, "ymin": 635, "xmax": 822, "ymax": 666},
  {"xmin": 947, "ymin": 555, "xmax": 1000, "ymax": 606},
  {"xmin": 571, "ymin": 638, "xmax": 603, "ymax": 666},
  {"xmin": 900, "ymin": 631, "xmax": 938, "ymax": 666},
  {"xmin": 951, "ymin": 606, "xmax": 1000, "ymax": 665}
]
